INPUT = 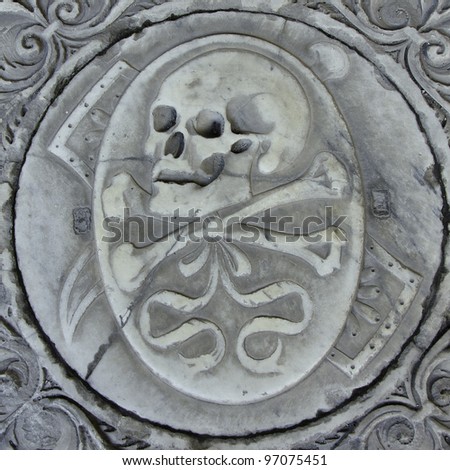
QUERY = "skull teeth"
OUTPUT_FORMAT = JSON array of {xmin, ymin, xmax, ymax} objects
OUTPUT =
[{"xmin": 156, "ymin": 153, "xmax": 225, "ymax": 187}]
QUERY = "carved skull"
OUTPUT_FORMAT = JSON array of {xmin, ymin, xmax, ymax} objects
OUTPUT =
[
  {"xmin": 95, "ymin": 42, "xmax": 362, "ymax": 405},
  {"xmin": 151, "ymin": 94, "xmax": 274, "ymax": 183},
  {"xmin": 144, "ymin": 51, "xmax": 310, "ymax": 217}
]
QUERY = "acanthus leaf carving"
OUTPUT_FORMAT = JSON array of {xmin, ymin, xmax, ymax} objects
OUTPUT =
[
  {"xmin": 0, "ymin": 0, "xmax": 163, "ymax": 152},
  {"xmin": 303, "ymin": 0, "xmax": 450, "ymax": 122},
  {"xmin": 0, "ymin": 318, "xmax": 106, "ymax": 449},
  {"xmin": 339, "ymin": 330, "xmax": 450, "ymax": 449}
]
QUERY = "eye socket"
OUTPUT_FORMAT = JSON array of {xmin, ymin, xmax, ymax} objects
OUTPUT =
[
  {"xmin": 194, "ymin": 110, "xmax": 224, "ymax": 138},
  {"xmin": 153, "ymin": 105, "xmax": 177, "ymax": 132}
]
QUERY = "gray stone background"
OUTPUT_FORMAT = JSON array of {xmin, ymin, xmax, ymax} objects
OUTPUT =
[{"xmin": 0, "ymin": 0, "xmax": 449, "ymax": 449}]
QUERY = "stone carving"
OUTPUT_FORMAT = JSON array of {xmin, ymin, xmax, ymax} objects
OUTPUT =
[
  {"xmin": 338, "ymin": 331, "xmax": 450, "ymax": 450},
  {"xmin": 93, "ymin": 34, "xmax": 363, "ymax": 406},
  {"xmin": 59, "ymin": 247, "xmax": 103, "ymax": 343},
  {"xmin": 72, "ymin": 208, "xmax": 91, "ymax": 234},
  {"xmin": 303, "ymin": 0, "xmax": 450, "ymax": 119},
  {"xmin": 0, "ymin": 319, "xmax": 104, "ymax": 449},
  {"xmin": 371, "ymin": 189, "xmax": 391, "ymax": 218},
  {"xmin": 0, "ymin": 1, "xmax": 162, "ymax": 154},
  {"xmin": 328, "ymin": 236, "xmax": 422, "ymax": 377},
  {"xmin": 1, "ymin": 0, "xmax": 449, "ymax": 449}
]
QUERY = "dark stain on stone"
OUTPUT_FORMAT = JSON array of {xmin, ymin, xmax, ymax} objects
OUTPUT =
[{"xmin": 73, "ymin": 207, "xmax": 92, "ymax": 235}]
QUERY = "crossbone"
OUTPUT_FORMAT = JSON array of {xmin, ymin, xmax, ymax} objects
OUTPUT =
[{"xmin": 106, "ymin": 151, "xmax": 349, "ymax": 294}]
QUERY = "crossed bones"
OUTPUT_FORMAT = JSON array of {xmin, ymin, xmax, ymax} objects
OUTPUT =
[{"xmin": 103, "ymin": 151, "xmax": 350, "ymax": 373}]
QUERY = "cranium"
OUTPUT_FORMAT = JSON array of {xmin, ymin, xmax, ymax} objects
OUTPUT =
[
  {"xmin": 150, "ymin": 95, "xmax": 274, "ymax": 186},
  {"xmin": 95, "ymin": 38, "xmax": 363, "ymax": 404},
  {"xmin": 144, "ymin": 49, "xmax": 310, "ymax": 217}
]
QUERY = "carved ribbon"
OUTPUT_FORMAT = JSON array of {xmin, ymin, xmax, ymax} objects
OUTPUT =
[{"xmin": 113, "ymin": 152, "xmax": 349, "ymax": 372}]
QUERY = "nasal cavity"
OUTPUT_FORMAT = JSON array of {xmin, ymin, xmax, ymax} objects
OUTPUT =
[{"xmin": 164, "ymin": 132, "xmax": 185, "ymax": 158}]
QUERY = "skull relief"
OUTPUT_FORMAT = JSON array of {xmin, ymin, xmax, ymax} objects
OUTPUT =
[
  {"xmin": 95, "ymin": 42, "xmax": 364, "ymax": 405},
  {"xmin": 150, "ymin": 94, "xmax": 275, "ymax": 189},
  {"xmin": 144, "ymin": 50, "xmax": 311, "ymax": 217}
]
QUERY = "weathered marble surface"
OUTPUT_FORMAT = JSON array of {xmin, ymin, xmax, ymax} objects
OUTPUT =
[{"xmin": 1, "ymin": 0, "xmax": 450, "ymax": 449}]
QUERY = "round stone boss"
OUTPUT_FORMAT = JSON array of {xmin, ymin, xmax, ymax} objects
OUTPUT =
[{"xmin": 15, "ymin": 11, "xmax": 445, "ymax": 436}]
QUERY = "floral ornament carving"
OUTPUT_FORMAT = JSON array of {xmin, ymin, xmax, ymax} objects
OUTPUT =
[
  {"xmin": 340, "ymin": 331, "xmax": 450, "ymax": 449},
  {"xmin": 0, "ymin": 0, "xmax": 164, "ymax": 151},
  {"xmin": 305, "ymin": 0, "xmax": 450, "ymax": 120},
  {"xmin": 0, "ymin": 320, "xmax": 104, "ymax": 449},
  {"xmin": 0, "ymin": 327, "xmax": 40, "ymax": 424}
]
